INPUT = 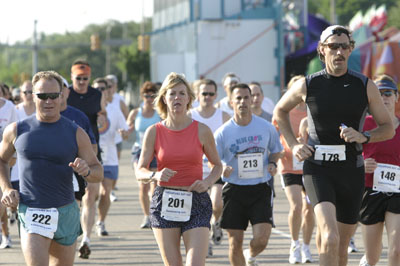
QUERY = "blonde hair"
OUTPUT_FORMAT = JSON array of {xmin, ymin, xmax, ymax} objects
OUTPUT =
[{"xmin": 154, "ymin": 72, "xmax": 195, "ymax": 119}]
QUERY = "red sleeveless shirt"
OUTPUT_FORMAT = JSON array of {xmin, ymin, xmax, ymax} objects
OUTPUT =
[{"xmin": 155, "ymin": 120, "xmax": 203, "ymax": 187}]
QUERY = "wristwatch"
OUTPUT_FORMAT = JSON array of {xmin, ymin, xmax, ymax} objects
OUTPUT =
[{"xmin": 361, "ymin": 131, "xmax": 371, "ymax": 144}]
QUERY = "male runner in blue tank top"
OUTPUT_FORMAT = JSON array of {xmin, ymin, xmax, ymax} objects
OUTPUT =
[
  {"xmin": 0, "ymin": 71, "xmax": 103, "ymax": 266},
  {"xmin": 274, "ymin": 25, "xmax": 394, "ymax": 266}
]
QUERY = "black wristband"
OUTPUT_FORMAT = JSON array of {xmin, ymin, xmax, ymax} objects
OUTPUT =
[
  {"xmin": 268, "ymin": 162, "xmax": 277, "ymax": 168},
  {"xmin": 82, "ymin": 169, "xmax": 91, "ymax": 178}
]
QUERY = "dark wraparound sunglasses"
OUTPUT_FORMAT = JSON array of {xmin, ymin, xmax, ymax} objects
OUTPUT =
[
  {"xmin": 201, "ymin": 92, "xmax": 215, "ymax": 97},
  {"xmin": 323, "ymin": 42, "xmax": 351, "ymax": 50},
  {"xmin": 75, "ymin": 77, "xmax": 89, "ymax": 81},
  {"xmin": 34, "ymin": 92, "xmax": 61, "ymax": 100},
  {"xmin": 380, "ymin": 90, "xmax": 396, "ymax": 97},
  {"xmin": 143, "ymin": 94, "xmax": 156, "ymax": 99}
]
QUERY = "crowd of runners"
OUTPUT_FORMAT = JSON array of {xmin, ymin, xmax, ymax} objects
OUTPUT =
[{"xmin": 0, "ymin": 24, "xmax": 399, "ymax": 266}]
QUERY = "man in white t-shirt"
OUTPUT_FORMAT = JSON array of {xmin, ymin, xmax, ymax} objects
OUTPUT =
[
  {"xmin": 105, "ymin": 75, "xmax": 129, "ymax": 202},
  {"xmin": 93, "ymin": 78, "xmax": 130, "ymax": 236}
]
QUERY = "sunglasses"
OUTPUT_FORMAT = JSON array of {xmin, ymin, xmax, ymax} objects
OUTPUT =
[
  {"xmin": 201, "ymin": 92, "xmax": 215, "ymax": 97},
  {"xmin": 96, "ymin": 87, "xmax": 108, "ymax": 91},
  {"xmin": 34, "ymin": 92, "xmax": 61, "ymax": 100},
  {"xmin": 75, "ymin": 77, "xmax": 89, "ymax": 81},
  {"xmin": 323, "ymin": 42, "xmax": 351, "ymax": 50},
  {"xmin": 380, "ymin": 90, "xmax": 396, "ymax": 97},
  {"xmin": 23, "ymin": 91, "xmax": 33, "ymax": 95},
  {"xmin": 143, "ymin": 94, "xmax": 156, "ymax": 99}
]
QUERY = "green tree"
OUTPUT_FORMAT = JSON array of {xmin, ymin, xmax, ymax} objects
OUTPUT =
[
  {"xmin": 308, "ymin": 0, "xmax": 396, "ymax": 25},
  {"xmin": 0, "ymin": 19, "xmax": 151, "ymax": 90},
  {"xmin": 388, "ymin": 2, "xmax": 400, "ymax": 29}
]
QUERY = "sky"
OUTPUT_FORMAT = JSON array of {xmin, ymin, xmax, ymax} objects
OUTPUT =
[{"xmin": 0, "ymin": 0, "xmax": 153, "ymax": 44}]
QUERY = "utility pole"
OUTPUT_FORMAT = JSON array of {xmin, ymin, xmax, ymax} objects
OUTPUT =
[
  {"xmin": 32, "ymin": 20, "xmax": 38, "ymax": 76},
  {"xmin": 122, "ymin": 24, "xmax": 128, "ymax": 85},
  {"xmin": 330, "ymin": 0, "xmax": 336, "ymax": 24},
  {"xmin": 105, "ymin": 24, "xmax": 113, "ymax": 75}
]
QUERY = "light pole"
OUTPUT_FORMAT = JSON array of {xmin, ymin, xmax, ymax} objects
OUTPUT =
[
  {"xmin": 105, "ymin": 24, "xmax": 113, "ymax": 75},
  {"xmin": 32, "ymin": 20, "xmax": 38, "ymax": 76},
  {"xmin": 330, "ymin": 0, "xmax": 336, "ymax": 24}
]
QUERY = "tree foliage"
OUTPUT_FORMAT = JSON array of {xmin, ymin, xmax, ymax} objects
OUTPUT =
[
  {"xmin": 0, "ymin": 19, "xmax": 152, "ymax": 90},
  {"xmin": 308, "ymin": 0, "xmax": 397, "ymax": 26}
]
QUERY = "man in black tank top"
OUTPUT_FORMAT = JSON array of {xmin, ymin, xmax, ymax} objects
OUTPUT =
[{"xmin": 274, "ymin": 25, "xmax": 394, "ymax": 266}]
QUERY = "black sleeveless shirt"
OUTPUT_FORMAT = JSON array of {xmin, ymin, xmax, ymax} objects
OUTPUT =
[{"xmin": 305, "ymin": 69, "xmax": 369, "ymax": 168}]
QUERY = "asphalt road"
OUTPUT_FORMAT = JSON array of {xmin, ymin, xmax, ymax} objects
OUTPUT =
[{"xmin": 0, "ymin": 147, "xmax": 388, "ymax": 265}]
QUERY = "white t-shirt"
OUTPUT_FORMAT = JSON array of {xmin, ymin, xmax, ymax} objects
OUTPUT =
[
  {"xmin": 262, "ymin": 97, "xmax": 275, "ymax": 115},
  {"xmin": 5, "ymin": 102, "xmax": 28, "ymax": 182},
  {"xmin": 0, "ymin": 99, "xmax": 18, "ymax": 141},
  {"xmin": 111, "ymin": 93, "xmax": 126, "ymax": 145},
  {"xmin": 219, "ymin": 97, "xmax": 234, "ymax": 116},
  {"xmin": 99, "ymin": 104, "xmax": 129, "ymax": 166}
]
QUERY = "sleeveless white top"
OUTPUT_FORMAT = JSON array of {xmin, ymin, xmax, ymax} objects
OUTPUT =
[
  {"xmin": 218, "ymin": 97, "xmax": 234, "ymax": 116},
  {"xmin": 190, "ymin": 108, "xmax": 225, "ymax": 179},
  {"xmin": 191, "ymin": 108, "xmax": 224, "ymax": 134}
]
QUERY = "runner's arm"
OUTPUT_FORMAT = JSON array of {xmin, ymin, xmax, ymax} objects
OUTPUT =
[
  {"xmin": 0, "ymin": 123, "xmax": 19, "ymax": 207},
  {"xmin": 72, "ymin": 127, "xmax": 103, "ymax": 183}
]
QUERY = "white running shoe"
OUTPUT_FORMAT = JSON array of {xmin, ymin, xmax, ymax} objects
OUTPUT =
[
  {"xmin": 0, "ymin": 236, "xmax": 12, "ymax": 249},
  {"xmin": 211, "ymin": 221, "xmax": 223, "ymax": 245},
  {"xmin": 79, "ymin": 241, "xmax": 91, "ymax": 259},
  {"xmin": 301, "ymin": 245, "xmax": 313, "ymax": 263},
  {"xmin": 289, "ymin": 244, "xmax": 302, "ymax": 264},
  {"xmin": 348, "ymin": 237, "xmax": 358, "ymax": 253},
  {"xmin": 243, "ymin": 249, "xmax": 258, "ymax": 266},
  {"xmin": 110, "ymin": 191, "xmax": 118, "ymax": 202},
  {"xmin": 359, "ymin": 254, "xmax": 373, "ymax": 266},
  {"xmin": 140, "ymin": 216, "xmax": 151, "ymax": 229},
  {"xmin": 96, "ymin": 221, "xmax": 109, "ymax": 236}
]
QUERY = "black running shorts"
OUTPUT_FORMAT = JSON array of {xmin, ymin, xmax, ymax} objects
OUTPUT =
[
  {"xmin": 303, "ymin": 161, "xmax": 364, "ymax": 224},
  {"xmin": 221, "ymin": 182, "xmax": 273, "ymax": 230},
  {"xmin": 359, "ymin": 188, "xmax": 400, "ymax": 225}
]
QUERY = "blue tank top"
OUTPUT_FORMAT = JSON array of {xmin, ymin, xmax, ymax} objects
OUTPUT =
[
  {"xmin": 15, "ymin": 116, "xmax": 78, "ymax": 208},
  {"xmin": 134, "ymin": 108, "xmax": 160, "ymax": 148}
]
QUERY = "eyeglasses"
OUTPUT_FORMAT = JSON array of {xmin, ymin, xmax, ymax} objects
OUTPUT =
[
  {"xmin": 23, "ymin": 91, "xmax": 33, "ymax": 95},
  {"xmin": 143, "ymin": 94, "xmax": 156, "ymax": 99},
  {"xmin": 323, "ymin": 42, "xmax": 351, "ymax": 50},
  {"xmin": 75, "ymin": 77, "xmax": 89, "ymax": 81},
  {"xmin": 380, "ymin": 90, "xmax": 396, "ymax": 97},
  {"xmin": 34, "ymin": 92, "xmax": 61, "ymax": 100},
  {"xmin": 201, "ymin": 92, "xmax": 215, "ymax": 97}
]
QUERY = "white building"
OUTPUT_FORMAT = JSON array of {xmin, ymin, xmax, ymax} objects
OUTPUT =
[{"xmin": 151, "ymin": 0, "xmax": 284, "ymax": 102}]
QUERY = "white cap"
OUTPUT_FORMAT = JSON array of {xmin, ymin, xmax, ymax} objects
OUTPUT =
[
  {"xmin": 61, "ymin": 77, "xmax": 69, "ymax": 88},
  {"xmin": 223, "ymin": 76, "xmax": 240, "ymax": 87},
  {"xmin": 105, "ymin": 74, "xmax": 118, "ymax": 84},
  {"xmin": 320, "ymin": 25, "xmax": 349, "ymax": 43}
]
